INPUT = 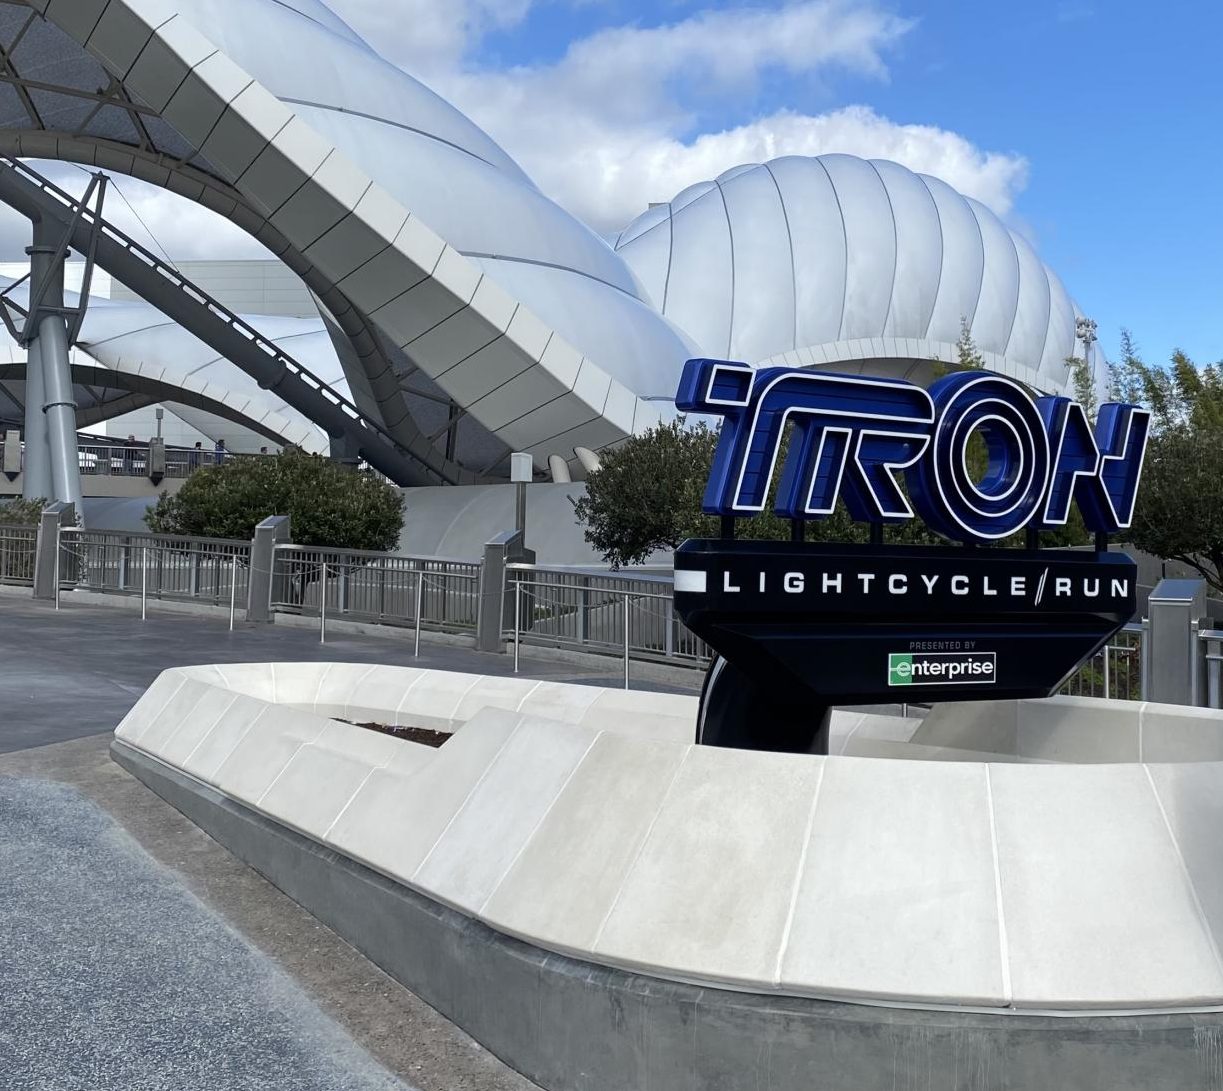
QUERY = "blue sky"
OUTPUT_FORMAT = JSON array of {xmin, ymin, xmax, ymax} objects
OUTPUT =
[{"xmin": 343, "ymin": 0, "xmax": 1217, "ymax": 372}]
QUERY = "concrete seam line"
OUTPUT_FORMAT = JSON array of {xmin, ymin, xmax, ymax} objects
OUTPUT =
[
  {"xmin": 341, "ymin": 663, "xmax": 381, "ymax": 723},
  {"xmin": 409, "ymin": 713, "xmax": 525, "ymax": 882},
  {"xmin": 589, "ymin": 746, "xmax": 693, "ymax": 953},
  {"xmin": 983, "ymin": 763, "xmax": 1014, "ymax": 1006},
  {"xmin": 254, "ymin": 741, "xmax": 310, "ymax": 809},
  {"xmin": 309, "ymin": 661, "xmax": 333, "ymax": 709},
  {"xmin": 512, "ymin": 679, "xmax": 544, "ymax": 713},
  {"xmin": 773, "ymin": 758, "xmax": 827, "ymax": 986},
  {"xmin": 122, "ymin": 674, "xmax": 186, "ymax": 744},
  {"xmin": 183, "ymin": 705, "xmax": 266, "ymax": 777},
  {"xmin": 1143, "ymin": 763, "xmax": 1223, "ymax": 982},
  {"xmin": 391, "ymin": 666, "xmax": 430, "ymax": 718},
  {"xmin": 447, "ymin": 673, "xmax": 487, "ymax": 722},
  {"xmin": 477, "ymin": 731, "xmax": 601, "ymax": 916},
  {"xmin": 159, "ymin": 691, "xmax": 238, "ymax": 763},
  {"xmin": 320, "ymin": 765, "xmax": 380, "ymax": 844}
]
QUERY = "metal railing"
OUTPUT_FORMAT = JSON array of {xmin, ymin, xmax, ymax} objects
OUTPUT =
[
  {"xmin": 506, "ymin": 564, "xmax": 711, "ymax": 687},
  {"xmin": 272, "ymin": 545, "xmax": 481, "ymax": 641},
  {"xmin": 59, "ymin": 529, "xmax": 251, "ymax": 610},
  {"xmin": 1059, "ymin": 622, "xmax": 1147, "ymax": 701},
  {"xmin": 0, "ymin": 523, "xmax": 36, "ymax": 585},
  {"xmin": 79, "ymin": 443, "xmax": 258, "ymax": 479},
  {"xmin": 1200, "ymin": 628, "xmax": 1223, "ymax": 709}
]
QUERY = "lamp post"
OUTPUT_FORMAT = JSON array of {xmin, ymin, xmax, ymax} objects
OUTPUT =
[{"xmin": 1076, "ymin": 315, "xmax": 1098, "ymax": 375}]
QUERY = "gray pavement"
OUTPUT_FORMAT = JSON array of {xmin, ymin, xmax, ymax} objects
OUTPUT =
[
  {"xmin": 0, "ymin": 590, "xmax": 695, "ymax": 754},
  {"xmin": 0, "ymin": 774, "xmax": 411, "ymax": 1091},
  {"xmin": 0, "ymin": 591, "xmax": 610, "ymax": 1090}
]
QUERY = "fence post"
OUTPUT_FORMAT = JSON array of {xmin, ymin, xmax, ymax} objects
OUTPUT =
[
  {"xmin": 623, "ymin": 594, "xmax": 631, "ymax": 690},
  {"xmin": 1146, "ymin": 578, "xmax": 1208, "ymax": 706},
  {"xmin": 247, "ymin": 514, "xmax": 291, "ymax": 623},
  {"xmin": 229, "ymin": 555, "xmax": 238, "ymax": 632},
  {"xmin": 320, "ymin": 561, "xmax": 328, "ymax": 644},
  {"xmin": 414, "ymin": 568, "xmax": 425, "ymax": 657},
  {"xmin": 477, "ymin": 529, "xmax": 534, "ymax": 653},
  {"xmin": 513, "ymin": 578, "xmax": 521, "ymax": 674},
  {"xmin": 53, "ymin": 523, "xmax": 61, "ymax": 610},
  {"xmin": 141, "ymin": 545, "xmax": 148, "ymax": 621},
  {"xmin": 33, "ymin": 501, "xmax": 73, "ymax": 600},
  {"xmin": 1103, "ymin": 643, "xmax": 1111, "ymax": 700}
]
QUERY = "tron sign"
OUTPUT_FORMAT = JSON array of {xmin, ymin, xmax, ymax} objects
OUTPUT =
[{"xmin": 676, "ymin": 359, "xmax": 1151, "ymax": 543}]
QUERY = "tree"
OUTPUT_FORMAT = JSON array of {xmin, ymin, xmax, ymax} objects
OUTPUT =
[
  {"xmin": 0, "ymin": 497, "xmax": 49, "ymax": 525},
  {"xmin": 955, "ymin": 317, "xmax": 986, "ymax": 370},
  {"xmin": 145, "ymin": 447, "xmax": 404, "ymax": 551},
  {"xmin": 573, "ymin": 418, "xmax": 948, "ymax": 568},
  {"xmin": 1115, "ymin": 339, "xmax": 1223, "ymax": 592}
]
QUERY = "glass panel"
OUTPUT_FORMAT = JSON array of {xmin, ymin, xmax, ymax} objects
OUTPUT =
[
  {"xmin": 26, "ymin": 88, "xmax": 95, "ymax": 132},
  {"xmin": 10, "ymin": 18, "xmax": 110, "ymax": 93},
  {"xmin": 141, "ymin": 114, "xmax": 196, "ymax": 162},
  {"xmin": 0, "ymin": 79, "xmax": 32, "ymax": 128},
  {"xmin": 81, "ymin": 103, "xmax": 142, "ymax": 146},
  {"xmin": 0, "ymin": 4, "xmax": 33, "ymax": 52}
]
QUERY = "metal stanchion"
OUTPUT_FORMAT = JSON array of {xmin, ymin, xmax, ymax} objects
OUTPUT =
[
  {"xmin": 623, "ymin": 594, "xmax": 631, "ymax": 690},
  {"xmin": 53, "ymin": 524, "xmax": 61, "ymax": 610},
  {"xmin": 229, "ymin": 554, "xmax": 238, "ymax": 631},
  {"xmin": 1103, "ymin": 644, "xmax": 1112, "ymax": 700},
  {"xmin": 320, "ymin": 561, "xmax": 328, "ymax": 644},
  {"xmin": 141, "ymin": 545, "xmax": 147, "ymax": 621},
  {"xmin": 414, "ymin": 568, "xmax": 425, "ymax": 657},
  {"xmin": 513, "ymin": 578, "xmax": 521, "ymax": 674}
]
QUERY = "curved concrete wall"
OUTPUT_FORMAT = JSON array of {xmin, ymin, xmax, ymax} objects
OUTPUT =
[{"xmin": 115, "ymin": 663, "xmax": 1223, "ymax": 1015}]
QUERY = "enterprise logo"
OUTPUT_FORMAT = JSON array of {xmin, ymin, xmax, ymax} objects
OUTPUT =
[{"xmin": 888, "ymin": 651, "xmax": 996, "ymax": 687}]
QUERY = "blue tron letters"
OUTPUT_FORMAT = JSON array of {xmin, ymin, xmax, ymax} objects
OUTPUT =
[{"xmin": 676, "ymin": 358, "xmax": 1151, "ymax": 544}]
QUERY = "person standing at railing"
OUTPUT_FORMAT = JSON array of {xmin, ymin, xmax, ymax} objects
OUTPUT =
[
  {"xmin": 214, "ymin": 438, "xmax": 226, "ymax": 465},
  {"xmin": 190, "ymin": 442, "xmax": 202, "ymax": 471},
  {"xmin": 123, "ymin": 435, "xmax": 138, "ymax": 476}
]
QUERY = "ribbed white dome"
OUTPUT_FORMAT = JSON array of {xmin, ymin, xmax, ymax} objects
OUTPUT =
[{"xmin": 614, "ymin": 154, "xmax": 1091, "ymax": 395}]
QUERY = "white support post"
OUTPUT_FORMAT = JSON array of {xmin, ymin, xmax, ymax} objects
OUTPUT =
[{"xmin": 21, "ymin": 338, "xmax": 51, "ymax": 500}]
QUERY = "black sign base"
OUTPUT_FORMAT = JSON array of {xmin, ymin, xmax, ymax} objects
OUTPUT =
[
  {"xmin": 696, "ymin": 656, "xmax": 833, "ymax": 753},
  {"xmin": 675, "ymin": 539, "xmax": 1137, "ymax": 755}
]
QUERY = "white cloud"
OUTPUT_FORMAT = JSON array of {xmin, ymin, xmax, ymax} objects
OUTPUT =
[
  {"xmin": 333, "ymin": 0, "xmax": 1029, "ymax": 234},
  {"xmin": 0, "ymin": 164, "xmax": 273, "ymax": 263},
  {"xmin": 0, "ymin": 2, "xmax": 1030, "ymax": 265}
]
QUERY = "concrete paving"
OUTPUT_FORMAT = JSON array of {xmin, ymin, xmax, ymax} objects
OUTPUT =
[
  {"xmin": 0, "ymin": 773, "xmax": 411, "ymax": 1091},
  {"xmin": 0, "ymin": 591, "xmax": 639, "ymax": 1089},
  {"xmin": 0, "ymin": 590, "xmax": 695, "ymax": 754}
]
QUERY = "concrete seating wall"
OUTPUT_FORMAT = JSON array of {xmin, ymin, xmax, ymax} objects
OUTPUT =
[
  {"xmin": 116, "ymin": 664, "xmax": 1223, "ymax": 1011},
  {"xmin": 915, "ymin": 694, "xmax": 1223, "ymax": 763}
]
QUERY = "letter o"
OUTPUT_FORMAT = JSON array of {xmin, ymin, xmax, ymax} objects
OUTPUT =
[{"xmin": 907, "ymin": 372, "xmax": 1050, "ymax": 542}]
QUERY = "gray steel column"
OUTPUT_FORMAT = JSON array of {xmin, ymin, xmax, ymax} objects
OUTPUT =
[
  {"xmin": 28, "ymin": 221, "xmax": 81, "ymax": 509},
  {"xmin": 21, "ymin": 338, "xmax": 52, "ymax": 500}
]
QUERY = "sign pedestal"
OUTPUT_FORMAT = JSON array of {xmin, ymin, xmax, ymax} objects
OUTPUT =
[{"xmin": 676, "ymin": 539, "xmax": 1138, "ymax": 754}]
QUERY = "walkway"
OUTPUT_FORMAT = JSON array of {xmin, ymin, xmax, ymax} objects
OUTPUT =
[
  {"xmin": 0, "ymin": 590, "xmax": 696, "ymax": 754},
  {"xmin": 0, "ymin": 591, "xmax": 681, "ymax": 1089}
]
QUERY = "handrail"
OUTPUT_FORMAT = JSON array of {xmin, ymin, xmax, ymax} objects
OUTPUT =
[
  {"xmin": 275, "ymin": 543, "xmax": 479, "ymax": 566},
  {"xmin": 61, "ymin": 527, "xmax": 252, "ymax": 549},
  {"xmin": 0, "ymin": 157, "xmax": 413, "ymax": 458}
]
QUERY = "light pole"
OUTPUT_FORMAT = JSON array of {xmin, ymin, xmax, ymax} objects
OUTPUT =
[{"xmin": 1076, "ymin": 315, "xmax": 1098, "ymax": 374}]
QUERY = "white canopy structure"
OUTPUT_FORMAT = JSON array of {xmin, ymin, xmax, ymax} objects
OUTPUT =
[{"xmin": 0, "ymin": 0, "xmax": 1099, "ymax": 495}]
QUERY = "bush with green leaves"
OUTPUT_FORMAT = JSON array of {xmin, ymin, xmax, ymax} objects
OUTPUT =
[
  {"xmin": 572, "ymin": 419, "xmax": 965, "ymax": 567},
  {"xmin": 0, "ymin": 497, "xmax": 50, "ymax": 526},
  {"xmin": 145, "ymin": 447, "xmax": 404, "ymax": 551}
]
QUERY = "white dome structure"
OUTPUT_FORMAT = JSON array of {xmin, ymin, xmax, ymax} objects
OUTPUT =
[{"xmin": 615, "ymin": 155, "xmax": 1095, "ymax": 395}]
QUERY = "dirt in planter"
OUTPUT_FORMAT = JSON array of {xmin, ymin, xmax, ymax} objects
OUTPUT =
[{"xmin": 341, "ymin": 720, "xmax": 451, "ymax": 748}]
